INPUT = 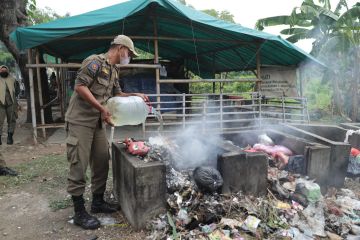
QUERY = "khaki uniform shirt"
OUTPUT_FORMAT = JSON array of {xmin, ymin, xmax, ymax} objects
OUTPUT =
[
  {"xmin": 0, "ymin": 75, "xmax": 16, "ymax": 105},
  {"xmin": 65, "ymin": 53, "xmax": 122, "ymax": 128}
]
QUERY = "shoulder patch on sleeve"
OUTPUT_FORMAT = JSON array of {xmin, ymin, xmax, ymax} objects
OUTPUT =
[{"xmin": 87, "ymin": 60, "xmax": 100, "ymax": 76}]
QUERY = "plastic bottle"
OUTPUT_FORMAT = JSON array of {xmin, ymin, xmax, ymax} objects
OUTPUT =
[{"xmin": 105, "ymin": 96, "xmax": 151, "ymax": 126}]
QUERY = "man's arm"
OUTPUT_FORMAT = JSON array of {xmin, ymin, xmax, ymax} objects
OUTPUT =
[{"xmin": 75, "ymin": 85, "xmax": 113, "ymax": 125}]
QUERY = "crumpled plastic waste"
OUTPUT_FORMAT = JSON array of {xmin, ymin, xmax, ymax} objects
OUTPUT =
[
  {"xmin": 242, "ymin": 215, "xmax": 261, "ymax": 233},
  {"xmin": 292, "ymin": 202, "xmax": 326, "ymax": 237},
  {"xmin": 145, "ymin": 135, "xmax": 360, "ymax": 240},
  {"xmin": 295, "ymin": 179, "xmax": 322, "ymax": 203},
  {"xmin": 253, "ymin": 143, "xmax": 293, "ymax": 156},
  {"xmin": 347, "ymin": 155, "xmax": 360, "ymax": 176},
  {"xmin": 258, "ymin": 133, "xmax": 274, "ymax": 146},
  {"xmin": 124, "ymin": 138, "xmax": 150, "ymax": 156}
]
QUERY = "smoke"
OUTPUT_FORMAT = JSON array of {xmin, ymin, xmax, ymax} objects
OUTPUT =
[{"xmin": 150, "ymin": 126, "xmax": 225, "ymax": 170}]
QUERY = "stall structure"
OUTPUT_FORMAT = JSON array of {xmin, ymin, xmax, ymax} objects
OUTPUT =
[{"xmin": 10, "ymin": 0, "xmax": 324, "ymax": 142}]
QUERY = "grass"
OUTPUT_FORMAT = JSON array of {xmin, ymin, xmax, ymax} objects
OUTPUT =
[
  {"xmin": 0, "ymin": 152, "xmax": 115, "ymax": 211},
  {"xmin": 49, "ymin": 197, "xmax": 73, "ymax": 211},
  {"xmin": 0, "ymin": 154, "xmax": 68, "ymax": 189}
]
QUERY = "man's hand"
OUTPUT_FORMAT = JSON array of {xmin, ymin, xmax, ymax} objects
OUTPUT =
[
  {"xmin": 101, "ymin": 107, "xmax": 114, "ymax": 126},
  {"xmin": 134, "ymin": 93, "xmax": 149, "ymax": 102}
]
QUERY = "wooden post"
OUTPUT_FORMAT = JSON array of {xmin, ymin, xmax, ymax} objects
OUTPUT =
[
  {"xmin": 27, "ymin": 49, "xmax": 38, "ymax": 144},
  {"xmin": 153, "ymin": 16, "xmax": 161, "ymax": 110},
  {"xmin": 35, "ymin": 50, "xmax": 46, "ymax": 138},
  {"xmin": 256, "ymin": 44, "xmax": 261, "ymax": 92},
  {"xmin": 55, "ymin": 58, "xmax": 64, "ymax": 119},
  {"xmin": 212, "ymin": 54, "xmax": 216, "ymax": 93}
]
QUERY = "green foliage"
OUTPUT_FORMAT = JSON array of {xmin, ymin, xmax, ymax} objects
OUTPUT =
[
  {"xmin": 190, "ymin": 72, "xmax": 254, "ymax": 94},
  {"xmin": 202, "ymin": 9, "xmax": 235, "ymax": 23},
  {"xmin": 304, "ymin": 78, "xmax": 332, "ymax": 111},
  {"xmin": 0, "ymin": 42, "xmax": 15, "ymax": 67},
  {"xmin": 26, "ymin": 0, "xmax": 68, "ymax": 25},
  {"xmin": 28, "ymin": 6, "xmax": 68, "ymax": 25},
  {"xmin": 256, "ymin": 0, "xmax": 360, "ymax": 120},
  {"xmin": 176, "ymin": 0, "xmax": 235, "ymax": 23}
]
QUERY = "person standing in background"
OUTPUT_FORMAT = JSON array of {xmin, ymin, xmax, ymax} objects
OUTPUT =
[{"xmin": 0, "ymin": 65, "xmax": 19, "ymax": 145}]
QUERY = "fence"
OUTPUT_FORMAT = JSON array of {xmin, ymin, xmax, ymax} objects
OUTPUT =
[{"xmin": 142, "ymin": 92, "xmax": 309, "ymax": 136}]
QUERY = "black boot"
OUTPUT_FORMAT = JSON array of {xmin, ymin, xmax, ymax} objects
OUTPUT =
[
  {"xmin": 7, "ymin": 132, "xmax": 13, "ymax": 145},
  {"xmin": 91, "ymin": 193, "xmax": 118, "ymax": 214},
  {"xmin": 72, "ymin": 195, "xmax": 100, "ymax": 230},
  {"xmin": 0, "ymin": 167, "xmax": 18, "ymax": 176}
]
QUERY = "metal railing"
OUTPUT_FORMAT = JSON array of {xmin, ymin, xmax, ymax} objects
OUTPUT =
[{"xmin": 143, "ymin": 92, "xmax": 309, "ymax": 136}]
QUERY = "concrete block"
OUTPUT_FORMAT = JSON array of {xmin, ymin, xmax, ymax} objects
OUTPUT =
[
  {"xmin": 278, "ymin": 124, "xmax": 351, "ymax": 188},
  {"xmin": 339, "ymin": 123, "xmax": 360, "ymax": 148},
  {"xmin": 218, "ymin": 151, "xmax": 268, "ymax": 196},
  {"xmin": 112, "ymin": 143, "xmax": 166, "ymax": 230},
  {"xmin": 223, "ymin": 130, "xmax": 331, "ymax": 187}
]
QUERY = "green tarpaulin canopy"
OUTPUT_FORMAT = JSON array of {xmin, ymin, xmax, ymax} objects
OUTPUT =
[{"xmin": 10, "ymin": 0, "xmax": 324, "ymax": 76}]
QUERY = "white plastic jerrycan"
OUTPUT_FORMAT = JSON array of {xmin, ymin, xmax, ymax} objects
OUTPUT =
[{"xmin": 106, "ymin": 96, "xmax": 151, "ymax": 126}]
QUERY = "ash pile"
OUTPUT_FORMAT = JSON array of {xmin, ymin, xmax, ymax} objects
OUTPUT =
[{"xmin": 125, "ymin": 134, "xmax": 360, "ymax": 239}]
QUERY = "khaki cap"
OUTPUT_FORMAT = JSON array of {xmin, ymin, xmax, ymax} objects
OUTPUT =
[{"xmin": 111, "ymin": 35, "xmax": 139, "ymax": 57}]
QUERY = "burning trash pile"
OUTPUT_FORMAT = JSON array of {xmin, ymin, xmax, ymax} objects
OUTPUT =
[{"xmin": 122, "ymin": 134, "xmax": 360, "ymax": 239}]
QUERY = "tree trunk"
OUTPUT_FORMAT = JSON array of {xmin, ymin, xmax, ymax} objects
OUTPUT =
[
  {"xmin": 0, "ymin": 0, "xmax": 53, "ymax": 124},
  {"xmin": 350, "ymin": 47, "xmax": 359, "ymax": 121},
  {"xmin": 331, "ymin": 72, "xmax": 343, "ymax": 116}
]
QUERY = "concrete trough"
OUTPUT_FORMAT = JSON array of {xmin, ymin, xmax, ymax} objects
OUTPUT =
[
  {"xmin": 339, "ymin": 122, "xmax": 360, "ymax": 148},
  {"xmin": 112, "ymin": 135, "xmax": 273, "ymax": 230},
  {"xmin": 221, "ymin": 130, "xmax": 331, "ymax": 188},
  {"xmin": 112, "ymin": 143, "xmax": 167, "ymax": 230},
  {"xmin": 112, "ymin": 131, "xmax": 328, "ymax": 228},
  {"xmin": 277, "ymin": 123, "xmax": 351, "ymax": 188}
]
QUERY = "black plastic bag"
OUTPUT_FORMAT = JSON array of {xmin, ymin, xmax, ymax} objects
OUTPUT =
[{"xmin": 193, "ymin": 167, "xmax": 223, "ymax": 193}]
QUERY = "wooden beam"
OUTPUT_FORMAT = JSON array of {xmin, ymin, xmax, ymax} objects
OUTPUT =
[
  {"xmin": 61, "ymin": 35, "xmax": 254, "ymax": 44},
  {"xmin": 153, "ymin": 15, "xmax": 161, "ymax": 110},
  {"xmin": 256, "ymin": 43, "xmax": 262, "ymax": 91},
  {"xmin": 26, "ymin": 63, "xmax": 161, "ymax": 69},
  {"xmin": 35, "ymin": 50, "xmax": 46, "ymax": 138},
  {"xmin": 158, "ymin": 78, "xmax": 259, "ymax": 83},
  {"xmin": 27, "ymin": 49, "xmax": 38, "ymax": 144}
]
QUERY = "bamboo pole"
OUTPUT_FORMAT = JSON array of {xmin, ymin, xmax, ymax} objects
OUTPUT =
[
  {"xmin": 26, "ymin": 63, "xmax": 161, "ymax": 69},
  {"xmin": 61, "ymin": 35, "xmax": 252, "ymax": 44},
  {"xmin": 55, "ymin": 58, "xmax": 64, "ymax": 119},
  {"xmin": 158, "ymin": 78, "xmax": 259, "ymax": 83},
  {"xmin": 35, "ymin": 50, "xmax": 46, "ymax": 138},
  {"xmin": 27, "ymin": 49, "xmax": 38, "ymax": 144},
  {"xmin": 256, "ymin": 44, "xmax": 262, "ymax": 91},
  {"xmin": 212, "ymin": 54, "xmax": 216, "ymax": 93},
  {"xmin": 153, "ymin": 16, "xmax": 161, "ymax": 110}
]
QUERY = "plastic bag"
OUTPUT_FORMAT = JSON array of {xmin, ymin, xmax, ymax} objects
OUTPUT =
[
  {"xmin": 258, "ymin": 133, "xmax": 274, "ymax": 146},
  {"xmin": 193, "ymin": 167, "xmax": 223, "ymax": 193}
]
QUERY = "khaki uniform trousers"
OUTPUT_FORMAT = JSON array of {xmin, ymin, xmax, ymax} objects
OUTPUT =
[
  {"xmin": 66, "ymin": 122, "xmax": 110, "ymax": 196},
  {"xmin": 0, "ymin": 97, "xmax": 16, "ymax": 134},
  {"xmin": 0, "ymin": 152, "xmax": 6, "ymax": 168}
]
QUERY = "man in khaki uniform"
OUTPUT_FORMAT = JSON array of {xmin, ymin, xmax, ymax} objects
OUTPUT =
[
  {"xmin": 0, "ymin": 152, "xmax": 17, "ymax": 176},
  {"xmin": 65, "ymin": 35, "xmax": 148, "ymax": 230},
  {"xmin": 0, "ymin": 65, "xmax": 18, "ymax": 145}
]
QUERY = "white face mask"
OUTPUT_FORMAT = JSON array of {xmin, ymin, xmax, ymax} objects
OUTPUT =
[{"xmin": 120, "ymin": 56, "xmax": 131, "ymax": 65}]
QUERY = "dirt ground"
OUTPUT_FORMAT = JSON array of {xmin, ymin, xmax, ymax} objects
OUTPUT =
[{"xmin": 0, "ymin": 100, "xmax": 147, "ymax": 240}]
